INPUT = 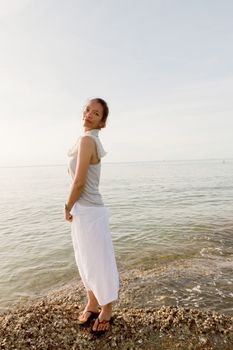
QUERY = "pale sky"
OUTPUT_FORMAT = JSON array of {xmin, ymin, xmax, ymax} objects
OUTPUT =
[{"xmin": 0, "ymin": 0, "xmax": 232, "ymax": 166}]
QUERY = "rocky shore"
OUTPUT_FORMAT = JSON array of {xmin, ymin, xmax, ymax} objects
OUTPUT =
[{"xmin": 1, "ymin": 267, "xmax": 232, "ymax": 350}]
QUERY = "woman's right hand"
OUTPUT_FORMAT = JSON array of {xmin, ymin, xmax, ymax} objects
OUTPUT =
[{"xmin": 64, "ymin": 207, "xmax": 73, "ymax": 222}]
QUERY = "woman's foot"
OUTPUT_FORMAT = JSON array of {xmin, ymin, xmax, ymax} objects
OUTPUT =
[
  {"xmin": 78, "ymin": 305, "xmax": 100, "ymax": 324},
  {"xmin": 92, "ymin": 303, "xmax": 112, "ymax": 333},
  {"xmin": 78, "ymin": 291, "xmax": 100, "ymax": 324}
]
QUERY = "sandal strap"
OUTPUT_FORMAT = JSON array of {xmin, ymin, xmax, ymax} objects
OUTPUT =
[
  {"xmin": 81, "ymin": 310, "xmax": 91, "ymax": 317},
  {"xmin": 83, "ymin": 310, "xmax": 99, "ymax": 315},
  {"xmin": 97, "ymin": 317, "xmax": 111, "ymax": 324}
]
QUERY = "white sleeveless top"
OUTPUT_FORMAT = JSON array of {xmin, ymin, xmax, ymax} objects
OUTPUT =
[{"xmin": 67, "ymin": 128, "xmax": 107, "ymax": 207}]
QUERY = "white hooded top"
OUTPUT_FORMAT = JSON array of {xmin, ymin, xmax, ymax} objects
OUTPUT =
[{"xmin": 67, "ymin": 128, "xmax": 107, "ymax": 207}]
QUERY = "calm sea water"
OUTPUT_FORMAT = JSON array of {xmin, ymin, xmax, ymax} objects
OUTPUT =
[{"xmin": 0, "ymin": 160, "xmax": 232, "ymax": 314}]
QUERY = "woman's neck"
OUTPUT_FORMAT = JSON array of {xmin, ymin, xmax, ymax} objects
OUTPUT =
[
  {"xmin": 83, "ymin": 128, "xmax": 100, "ymax": 137},
  {"xmin": 84, "ymin": 127, "xmax": 100, "ymax": 132}
]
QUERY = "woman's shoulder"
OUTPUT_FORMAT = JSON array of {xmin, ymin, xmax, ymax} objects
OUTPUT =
[{"xmin": 79, "ymin": 135, "xmax": 96, "ymax": 148}]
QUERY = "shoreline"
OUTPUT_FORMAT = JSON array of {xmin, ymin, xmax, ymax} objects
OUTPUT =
[
  {"xmin": 2, "ymin": 254, "xmax": 232, "ymax": 316},
  {"xmin": 1, "ymin": 266, "xmax": 232, "ymax": 350}
]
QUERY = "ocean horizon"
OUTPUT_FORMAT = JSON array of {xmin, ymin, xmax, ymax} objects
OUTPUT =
[{"xmin": 0, "ymin": 157, "xmax": 232, "ymax": 168}]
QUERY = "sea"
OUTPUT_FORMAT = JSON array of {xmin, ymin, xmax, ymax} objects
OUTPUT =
[{"xmin": 0, "ymin": 160, "xmax": 232, "ymax": 314}]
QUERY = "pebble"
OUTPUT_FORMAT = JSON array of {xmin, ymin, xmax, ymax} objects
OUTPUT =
[{"xmin": 0, "ymin": 272, "xmax": 232, "ymax": 349}]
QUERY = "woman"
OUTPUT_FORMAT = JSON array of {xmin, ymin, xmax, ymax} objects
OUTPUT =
[{"xmin": 65, "ymin": 98, "xmax": 119, "ymax": 334}]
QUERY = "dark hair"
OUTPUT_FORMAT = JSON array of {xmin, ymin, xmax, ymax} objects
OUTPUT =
[{"xmin": 90, "ymin": 98, "xmax": 109, "ymax": 127}]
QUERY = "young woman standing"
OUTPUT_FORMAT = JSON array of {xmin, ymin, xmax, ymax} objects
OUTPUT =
[{"xmin": 65, "ymin": 98, "xmax": 119, "ymax": 334}]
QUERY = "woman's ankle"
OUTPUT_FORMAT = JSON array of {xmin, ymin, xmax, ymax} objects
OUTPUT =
[
  {"xmin": 100, "ymin": 303, "xmax": 112, "ymax": 315},
  {"xmin": 86, "ymin": 291, "xmax": 99, "ymax": 310},
  {"xmin": 84, "ymin": 302, "xmax": 98, "ymax": 311}
]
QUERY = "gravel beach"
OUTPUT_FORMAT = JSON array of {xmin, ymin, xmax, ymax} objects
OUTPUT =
[{"xmin": 1, "ymin": 265, "xmax": 232, "ymax": 350}]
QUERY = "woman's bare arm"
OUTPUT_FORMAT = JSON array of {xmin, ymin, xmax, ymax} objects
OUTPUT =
[{"xmin": 65, "ymin": 136, "xmax": 93, "ymax": 211}]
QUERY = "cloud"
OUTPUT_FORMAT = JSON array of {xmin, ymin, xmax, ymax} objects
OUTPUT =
[{"xmin": 0, "ymin": 0, "xmax": 30, "ymax": 18}]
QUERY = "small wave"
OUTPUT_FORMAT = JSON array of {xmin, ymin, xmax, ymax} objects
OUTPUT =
[
  {"xmin": 185, "ymin": 285, "xmax": 201, "ymax": 293},
  {"xmin": 200, "ymin": 246, "xmax": 224, "ymax": 257}
]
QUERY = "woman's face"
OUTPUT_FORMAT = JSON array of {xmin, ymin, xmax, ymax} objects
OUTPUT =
[{"xmin": 82, "ymin": 100, "xmax": 105, "ymax": 130}]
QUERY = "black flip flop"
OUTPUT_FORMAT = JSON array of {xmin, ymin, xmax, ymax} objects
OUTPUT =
[
  {"xmin": 77, "ymin": 310, "xmax": 100, "ymax": 326},
  {"xmin": 91, "ymin": 316, "xmax": 113, "ymax": 335}
]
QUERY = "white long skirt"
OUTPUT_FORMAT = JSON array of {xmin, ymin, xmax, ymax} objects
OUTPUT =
[{"xmin": 70, "ymin": 202, "xmax": 119, "ymax": 306}]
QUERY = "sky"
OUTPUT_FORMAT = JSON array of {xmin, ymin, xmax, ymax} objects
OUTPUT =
[{"xmin": 0, "ymin": 0, "xmax": 232, "ymax": 166}]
